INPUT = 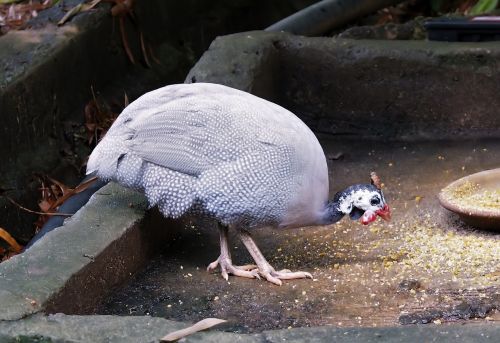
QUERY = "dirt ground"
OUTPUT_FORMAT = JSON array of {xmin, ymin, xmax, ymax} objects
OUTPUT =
[{"xmin": 98, "ymin": 137, "xmax": 500, "ymax": 333}]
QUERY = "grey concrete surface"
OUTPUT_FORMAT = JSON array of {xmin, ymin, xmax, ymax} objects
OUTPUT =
[
  {"xmin": 187, "ymin": 31, "xmax": 500, "ymax": 139},
  {"xmin": 0, "ymin": 314, "xmax": 498, "ymax": 342},
  {"xmin": 96, "ymin": 138, "xmax": 500, "ymax": 331},
  {"xmin": 0, "ymin": 183, "xmax": 148, "ymax": 321}
]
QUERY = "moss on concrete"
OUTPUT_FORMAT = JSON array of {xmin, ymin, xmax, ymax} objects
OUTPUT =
[{"xmin": 0, "ymin": 183, "xmax": 147, "ymax": 321}]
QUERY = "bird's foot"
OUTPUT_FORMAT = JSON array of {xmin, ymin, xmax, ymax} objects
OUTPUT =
[
  {"xmin": 258, "ymin": 267, "xmax": 313, "ymax": 286},
  {"xmin": 237, "ymin": 229, "xmax": 313, "ymax": 286},
  {"xmin": 207, "ymin": 256, "xmax": 259, "ymax": 281}
]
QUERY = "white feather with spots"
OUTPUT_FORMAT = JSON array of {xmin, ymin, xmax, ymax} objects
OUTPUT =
[{"xmin": 86, "ymin": 83, "xmax": 329, "ymax": 228}]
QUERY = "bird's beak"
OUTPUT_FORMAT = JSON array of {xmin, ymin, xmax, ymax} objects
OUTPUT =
[{"xmin": 376, "ymin": 204, "xmax": 391, "ymax": 221}]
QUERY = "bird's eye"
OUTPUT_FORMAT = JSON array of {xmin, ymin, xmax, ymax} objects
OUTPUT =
[{"xmin": 370, "ymin": 197, "xmax": 380, "ymax": 206}]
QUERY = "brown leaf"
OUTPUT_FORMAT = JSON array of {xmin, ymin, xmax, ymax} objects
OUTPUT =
[
  {"xmin": 370, "ymin": 172, "xmax": 382, "ymax": 189},
  {"xmin": 73, "ymin": 176, "xmax": 98, "ymax": 194},
  {"xmin": 119, "ymin": 16, "xmax": 135, "ymax": 64},
  {"xmin": 147, "ymin": 42, "xmax": 161, "ymax": 65},
  {"xmin": 139, "ymin": 31, "xmax": 151, "ymax": 68},
  {"xmin": 85, "ymin": 123, "xmax": 96, "ymax": 131},
  {"xmin": 0, "ymin": 0, "xmax": 55, "ymax": 34},
  {"xmin": 83, "ymin": 88, "xmax": 120, "ymax": 146},
  {"xmin": 48, "ymin": 176, "xmax": 72, "ymax": 197},
  {"xmin": 110, "ymin": 0, "xmax": 133, "ymax": 17},
  {"xmin": 458, "ymin": 0, "xmax": 478, "ymax": 13},
  {"xmin": 124, "ymin": 92, "xmax": 129, "ymax": 107},
  {"xmin": 0, "ymin": 227, "xmax": 23, "ymax": 253},
  {"xmin": 0, "ymin": 1, "xmax": 24, "ymax": 4},
  {"xmin": 38, "ymin": 199, "xmax": 52, "ymax": 213},
  {"xmin": 45, "ymin": 176, "xmax": 98, "ymax": 211}
]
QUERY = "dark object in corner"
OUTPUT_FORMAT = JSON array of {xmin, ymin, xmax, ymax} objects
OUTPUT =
[{"xmin": 425, "ymin": 16, "xmax": 500, "ymax": 42}]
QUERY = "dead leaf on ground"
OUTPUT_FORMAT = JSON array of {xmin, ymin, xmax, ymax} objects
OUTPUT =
[
  {"xmin": 57, "ymin": 0, "xmax": 101, "ymax": 26},
  {"xmin": 0, "ymin": 227, "xmax": 23, "ymax": 257},
  {"xmin": 34, "ymin": 175, "xmax": 98, "ymax": 229},
  {"xmin": 160, "ymin": 318, "xmax": 227, "ymax": 342},
  {"xmin": 0, "ymin": 0, "xmax": 57, "ymax": 34},
  {"xmin": 84, "ymin": 89, "xmax": 120, "ymax": 146},
  {"xmin": 0, "ymin": 0, "xmax": 23, "ymax": 5}
]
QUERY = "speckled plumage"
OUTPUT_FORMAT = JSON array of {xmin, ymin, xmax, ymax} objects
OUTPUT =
[{"xmin": 87, "ymin": 83, "xmax": 329, "ymax": 229}]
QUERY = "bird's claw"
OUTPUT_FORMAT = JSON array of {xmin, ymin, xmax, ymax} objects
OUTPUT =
[
  {"xmin": 207, "ymin": 260, "xmax": 219, "ymax": 272},
  {"xmin": 207, "ymin": 256, "xmax": 259, "ymax": 281},
  {"xmin": 258, "ymin": 268, "xmax": 313, "ymax": 286}
]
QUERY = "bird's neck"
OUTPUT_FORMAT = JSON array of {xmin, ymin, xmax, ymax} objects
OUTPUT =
[{"xmin": 320, "ymin": 189, "xmax": 353, "ymax": 225}]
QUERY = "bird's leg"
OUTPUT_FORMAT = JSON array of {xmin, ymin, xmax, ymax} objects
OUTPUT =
[
  {"xmin": 238, "ymin": 229, "xmax": 313, "ymax": 286},
  {"xmin": 207, "ymin": 223, "xmax": 259, "ymax": 281}
]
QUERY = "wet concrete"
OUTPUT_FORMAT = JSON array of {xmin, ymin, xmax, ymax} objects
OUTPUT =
[{"xmin": 97, "ymin": 137, "xmax": 500, "ymax": 333}]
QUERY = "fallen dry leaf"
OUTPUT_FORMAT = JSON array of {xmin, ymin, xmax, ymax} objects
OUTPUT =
[
  {"xmin": 84, "ymin": 88, "xmax": 120, "ymax": 146},
  {"xmin": 0, "ymin": 0, "xmax": 23, "ymax": 4},
  {"xmin": 34, "ymin": 175, "xmax": 98, "ymax": 229},
  {"xmin": 0, "ymin": 0, "xmax": 56, "ymax": 34},
  {"xmin": 0, "ymin": 227, "xmax": 23, "ymax": 253},
  {"xmin": 118, "ymin": 12, "xmax": 134, "ymax": 64},
  {"xmin": 57, "ymin": 0, "xmax": 101, "ymax": 26},
  {"xmin": 160, "ymin": 318, "xmax": 227, "ymax": 342}
]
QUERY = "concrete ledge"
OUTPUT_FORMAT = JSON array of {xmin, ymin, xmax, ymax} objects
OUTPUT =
[
  {"xmin": 187, "ymin": 31, "xmax": 500, "ymax": 139},
  {"xmin": 186, "ymin": 31, "xmax": 285, "ymax": 100},
  {"xmin": 0, "ymin": 183, "xmax": 151, "ymax": 320},
  {"xmin": 0, "ymin": 313, "xmax": 498, "ymax": 342}
]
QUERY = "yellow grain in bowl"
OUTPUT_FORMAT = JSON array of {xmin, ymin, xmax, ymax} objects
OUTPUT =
[{"xmin": 442, "ymin": 181, "xmax": 500, "ymax": 211}]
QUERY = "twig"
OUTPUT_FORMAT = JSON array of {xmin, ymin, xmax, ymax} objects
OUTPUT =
[{"xmin": 2, "ymin": 195, "xmax": 73, "ymax": 216}]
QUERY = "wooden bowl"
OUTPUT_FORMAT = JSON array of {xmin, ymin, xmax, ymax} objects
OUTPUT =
[{"xmin": 438, "ymin": 168, "xmax": 500, "ymax": 231}]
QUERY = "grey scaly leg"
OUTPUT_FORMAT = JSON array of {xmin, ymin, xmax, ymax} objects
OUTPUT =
[
  {"xmin": 238, "ymin": 229, "xmax": 313, "ymax": 286},
  {"xmin": 207, "ymin": 223, "xmax": 259, "ymax": 281}
]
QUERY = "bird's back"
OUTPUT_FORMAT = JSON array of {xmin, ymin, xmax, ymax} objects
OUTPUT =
[{"xmin": 87, "ymin": 83, "xmax": 329, "ymax": 228}]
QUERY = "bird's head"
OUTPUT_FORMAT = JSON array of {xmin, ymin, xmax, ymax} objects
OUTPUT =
[{"xmin": 332, "ymin": 172, "xmax": 391, "ymax": 225}]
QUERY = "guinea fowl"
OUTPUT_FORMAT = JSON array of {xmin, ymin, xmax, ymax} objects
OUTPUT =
[{"xmin": 87, "ymin": 83, "xmax": 390, "ymax": 285}]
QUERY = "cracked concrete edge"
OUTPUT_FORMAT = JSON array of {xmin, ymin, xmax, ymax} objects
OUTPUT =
[
  {"xmin": 0, "ymin": 5, "xmax": 117, "ymax": 155},
  {"xmin": 0, "ymin": 313, "xmax": 257, "ymax": 343},
  {"xmin": 0, "ymin": 314, "xmax": 499, "ymax": 343},
  {"xmin": 261, "ymin": 324, "xmax": 500, "ymax": 342},
  {"xmin": 0, "ymin": 183, "xmax": 147, "ymax": 321},
  {"xmin": 186, "ymin": 31, "xmax": 500, "ymax": 139},
  {"xmin": 0, "ymin": 5, "xmax": 106, "ymax": 89},
  {"xmin": 185, "ymin": 31, "xmax": 286, "ymax": 98},
  {"xmin": 0, "ymin": 313, "xmax": 190, "ymax": 343},
  {"xmin": 187, "ymin": 30, "xmax": 500, "ymax": 88}
]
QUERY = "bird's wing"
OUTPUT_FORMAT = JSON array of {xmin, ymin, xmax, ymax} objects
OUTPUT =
[
  {"xmin": 107, "ymin": 83, "xmax": 301, "ymax": 178},
  {"xmin": 122, "ymin": 107, "xmax": 215, "ymax": 176}
]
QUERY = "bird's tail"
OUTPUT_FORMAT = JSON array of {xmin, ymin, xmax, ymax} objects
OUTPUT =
[
  {"xmin": 86, "ymin": 136, "xmax": 126, "ymax": 181},
  {"xmin": 86, "ymin": 145, "xmax": 102, "ymax": 176}
]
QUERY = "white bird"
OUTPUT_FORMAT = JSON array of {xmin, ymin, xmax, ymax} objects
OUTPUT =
[{"xmin": 87, "ymin": 83, "xmax": 390, "ymax": 285}]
